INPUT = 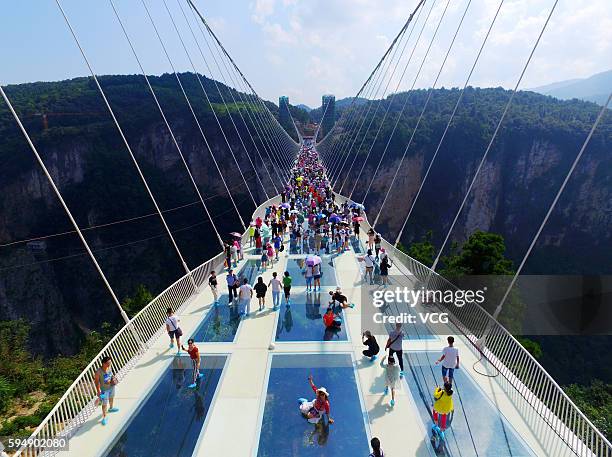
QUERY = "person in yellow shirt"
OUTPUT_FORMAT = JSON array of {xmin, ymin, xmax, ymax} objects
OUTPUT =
[{"xmin": 432, "ymin": 382, "xmax": 454, "ymax": 431}]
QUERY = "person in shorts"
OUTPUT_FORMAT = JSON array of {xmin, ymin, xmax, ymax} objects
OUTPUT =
[
  {"xmin": 254, "ymin": 276, "xmax": 268, "ymax": 311},
  {"xmin": 436, "ymin": 336, "xmax": 459, "ymax": 384},
  {"xmin": 94, "ymin": 356, "xmax": 118, "ymax": 426},
  {"xmin": 165, "ymin": 307, "xmax": 182, "ymax": 354},
  {"xmin": 238, "ymin": 278, "xmax": 253, "ymax": 316}
]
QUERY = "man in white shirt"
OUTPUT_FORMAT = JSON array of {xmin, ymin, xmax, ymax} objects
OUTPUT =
[
  {"xmin": 435, "ymin": 336, "xmax": 460, "ymax": 384},
  {"xmin": 238, "ymin": 278, "xmax": 253, "ymax": 316},
  {"xmin": 268, "ymin": 272, "xmax": 282, "ymax": 309}
]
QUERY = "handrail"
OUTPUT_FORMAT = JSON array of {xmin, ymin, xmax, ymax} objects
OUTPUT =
[
  {"xmin": 15, "ymin": 194, "xmax": 281, "ymax": 457},
  {"xmin": 334, "ymin": 192, "xmax": 611, "ymax": 457}
]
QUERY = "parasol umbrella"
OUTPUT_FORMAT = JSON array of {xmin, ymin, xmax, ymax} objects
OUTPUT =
[
  {"xmin": 229, "ymin": 232, "xmax": 242, "ymax": 237},
  {"xmin": 280, "ymin": 203, "xmax": 290, "ymax": 209},
  {"xmin": 352, "ymin": 216, "xmax": 364, "ymax": 222},
  {"xmin": 329, "ymin": 215, "xmax": 341, "ymax": 223},
  {"xmin": 349, "ymin": 202, "xmax": 365, "ymax": 210},
  {"xmin": 306, "ymin": 255, "xmax": 322, "ymax": 266},
  {"xmin": 289, "ymin": 209, "xmax": 300, "ymax": 214}
]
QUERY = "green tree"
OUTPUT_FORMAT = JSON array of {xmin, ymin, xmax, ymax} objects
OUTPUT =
[
  {"xmin": 564, "ymin": 380, "xmax": 612, "ymax": 440},
  {"xmin": 400, "ymin": 230, "xmax": 435, "ymax": 267},
  {"xmin": 122, "ymin": 284, "xmax": 154, "ymax": 317}
]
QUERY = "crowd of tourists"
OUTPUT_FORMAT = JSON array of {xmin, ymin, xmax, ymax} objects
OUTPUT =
[{"xmin": 95, "ymin": 142, "xmax": 460, "ymax": 451}]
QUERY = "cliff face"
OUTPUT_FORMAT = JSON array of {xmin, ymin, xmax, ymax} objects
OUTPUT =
[
  {"xmin": 0, "ymin": 75, "xmax": 283, "ymax": 357},
  {"xmin": 329, "ymin": 88, "xmax": 611, "ymax": 274}
]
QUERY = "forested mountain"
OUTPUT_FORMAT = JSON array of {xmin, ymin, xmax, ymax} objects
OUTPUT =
[
  {"xmin": 0, "ymin": 73, "xmax": 294, "ymax": 358},
  {"xmin": 322, "ymin": 87, "xmax": 611, "ymax": 275}
]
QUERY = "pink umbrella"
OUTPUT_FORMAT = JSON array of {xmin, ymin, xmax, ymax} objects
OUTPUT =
[
  {"xmin": 229, "ymin": 232, "xmax": 242, "ymax": 237},
  {"xmin": 352, "ymin": 216, "xmax": 364, "ymax": 222}
]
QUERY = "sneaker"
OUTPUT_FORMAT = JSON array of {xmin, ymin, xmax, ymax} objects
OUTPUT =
[
  {"xmin": 390, "ymin": 399, "xmax": 395, "ymax": 407},
  {"xmin": 370, "ymin": 355, "xmax": 377, "ymax": 362},
  {"xmin": 349, "ymin": 303, "xmax": 355, "ymax": 308},
  {"xmin": 188, "ymin": 383, "xmax": 197, "ymax": 389},
  {"xmin": 384, "ymin": 386, "xmax": 389, "ymax": 395},
  {"xmin": 169, "ymin": 343, "xmax": 174, "ymax": 349},
  {"xmin": 108, "ymin": 407, "xmax": 119, "ymax": 413},
  {"xmin": 177, "ymin": 349, "xmax": 181, "ymax": 355},
  {"xmin": 198, "ymin": 373, "xmax": 204, "ymax": 379},
  {"xmin": 399, "ymin": 371, "xmax": 404, "ymax": 378},
  {"xmin": 101, "ymin": 418, "xmax": 108, "ymax": 426}
]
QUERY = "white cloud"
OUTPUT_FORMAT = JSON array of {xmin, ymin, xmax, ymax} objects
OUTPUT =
[{"xmin": 251, "ymin": 0, "xmax": 275, "ymax": 24}]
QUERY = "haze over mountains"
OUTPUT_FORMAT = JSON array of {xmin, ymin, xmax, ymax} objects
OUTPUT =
[{"xmin": 529, "ymin": 69, "xmax": 611, "ymax": 105}]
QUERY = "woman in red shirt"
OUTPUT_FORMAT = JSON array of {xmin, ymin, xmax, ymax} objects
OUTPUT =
[
  {"xmin": 299, "ymin": 375, "xmax": 334, "ymax": 424},
  {"xmin": 181, "ymin": 339, "xmax": 204, "ymax": 388}
]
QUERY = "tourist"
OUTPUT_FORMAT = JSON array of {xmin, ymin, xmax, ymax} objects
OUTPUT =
[
  {"xmin": 369, "ymin": 437, "xmax": 384, "ymax": 457},
  {"xmin": 362, "ymin": 249, "xmax": 376, "ymax": 284},
  {"xmin": 181, "ymin": 339, "xmax": 204, "ymax": 388},
  {"xmin": 248, "ymin": 223, "xmax": 255, "ymax": 247},
  {"xmin": 314, "ymin": 229, "xmax": 322, "ymax": 253},
  {"xmin": 273, "ymin": 234, "xmax": 282, "ymax": 260},
  {"xmin": 283, "ymin": 271, "xmax": 292, "ymax": 305},
  {"xmin": 328, "ymin": 288, "xmax": 355, "ymax": 309},
  {"xmin": 224, "ymin": 242, "xmax": 232, "ymax": 270},
  {"xmin": 432, "ymin": 383, "xmax": 454, "ymax": 432},
  {"xmin": 367, "ymin": 228, "xmax": 375, "ymax": 250},
  {"xmin": 305, "ymin": 262, "xmax": 314, "ymax": 292},
  {"xmin": 385, "ymin": 323, "xmax": 405, "ymax": 376},
  {"xmin": 362, "ymin": 330, "xmax": 380, "ymax": 361},
  {"xmin": 312, "ymin": 262, "xmax": 322, "ymax": 291},
  {"xmin": 261, "ymin": 244, "xmax": 269, "ymax": 270},
  {"xmin": 323, "ymin": 307, "xmax": 341, "ymax": 329},
  {"xmin": 298, "ymin": 375, "xmax": 334, "ymax": 424},
  {"xmin": 268, "ymin": 272, "xmax": 282, "ymax": 309},
  {"xmin": 94, "ymin": 356, "xmax": 118, "ymax": 426},
  {"xmin": 374, "ymin": 233, "xmax": 381, "ymax": 258},
  {"xmin": 238, "ymin": 277, "xmax": 253, "ymax": 316},
  {"xmin": 226, "ymin": 269, "xmax": 239, "ymax": 302},
  {"xmin": 208, "ymin": 271, "xmax": 218, "ymax": 303},
  {"xmin": 266, "ymin": 242, "xmax": 275, "ymax": 265},
  {"xmin": 380, "ymin": 255, "xmax": 390, "ymax": 287},
  {"xmin": 254, "ymin": 276, "xmax": 268, "ymax": 311},
  {"xmin": 165, "ymin": 307, "xmax": 183, "ymax": 353},
  {"xmin": 230, "ymin": 240, "xmax": 238, "ymax": 266},
  {"xmin": 435, "ymin": 336, "xmax": 460, "ymax": 384},
  {"xmin": 381, "ymin": 355, "xmax": 400, "ymax": 407}
]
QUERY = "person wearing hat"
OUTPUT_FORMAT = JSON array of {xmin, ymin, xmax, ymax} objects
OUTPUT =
[
  {"xmin": 329, "ymin": 288, "xmax": 355, "ymax": 309},
  {"xmin": 298, "ymin": 374, "xmax": 334, "ymax": 424}
]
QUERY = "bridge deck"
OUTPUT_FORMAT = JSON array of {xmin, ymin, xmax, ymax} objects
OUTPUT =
[{"xmin": 61, "ymin": 225, "xmax": 576, "ymax": 457}]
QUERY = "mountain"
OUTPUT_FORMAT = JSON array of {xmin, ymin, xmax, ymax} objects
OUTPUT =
[
  {"xmin": 0, "ymin": 73, "xmax": 285, "ymax": 357},
  {"xmin": 296, "ymin": 104, "xmax": 311, "ymax": 112},
  {"xmin": 319, "ymin": 87, "xmax": 611, "ymax": 276},
  {"xmin": 1, "ymin": 79, "xmax": 610, "ymax": 363},
  {"xmin": 529, "ymin": 70, "xmax": 612, "ymax": 105}
]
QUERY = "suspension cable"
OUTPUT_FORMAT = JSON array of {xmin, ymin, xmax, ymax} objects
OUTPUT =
[
  {"xmin": 360, "ymin": 0, "xmax": 437, "ymax": 206},
  {"xmin": 108, "ymin": 0, "xmax": 224, "ymax": 248},
  {"xmin": 430, "ymin": 0, "xmax": 560, "ymax": 272},
  {"xmin": 140, "ymin": 0, "xmax": 246, "ymax": 229},
  {"xmin": 55, "ymin": 0, "xmax": 194, "ymax": 282},
  {"xmin": 374, "ymin": 0, "xmax": 469, "ymax": 231},
  {"xmin": 336, "ymin": 23, "xmax": 410, "ymax": 194},
  {"xmin": 491, "ymin": 91, "xmax": 611, "ymax": 321},
  {"xmin": 0, "ymin": 85, "xmax": 132, "ymax": 325},
  {"xmin": 174, "ymin": 0, "xmax": 270, "ymax": 202},
  {"xmin": 160, "ymin": 0, "xmax": 257, "ymax": 208},
  {"xmin": 186, "ymin": 2, "xmax": 279, "ymax": 195},
  {"xmin": 348, "ymin": 2, "xmax": 425, "ymax": 201},
  {"xmin": 392, "ymin": 0, "xmax": 504, "ymax": 246}
]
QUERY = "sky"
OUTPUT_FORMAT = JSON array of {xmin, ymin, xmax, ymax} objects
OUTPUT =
[{"xmin": 1, "ymin": 0, "xmax": 610, "ymax": 108}]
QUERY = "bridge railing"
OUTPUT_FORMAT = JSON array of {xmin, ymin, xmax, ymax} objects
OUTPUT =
[
  {"xmin": 15, "ymin": 194, "xmax": 280, "ymax": 457},
  {"xmin": 334, "ymin": 192, "xmax": 612, "ymax": 457}
]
